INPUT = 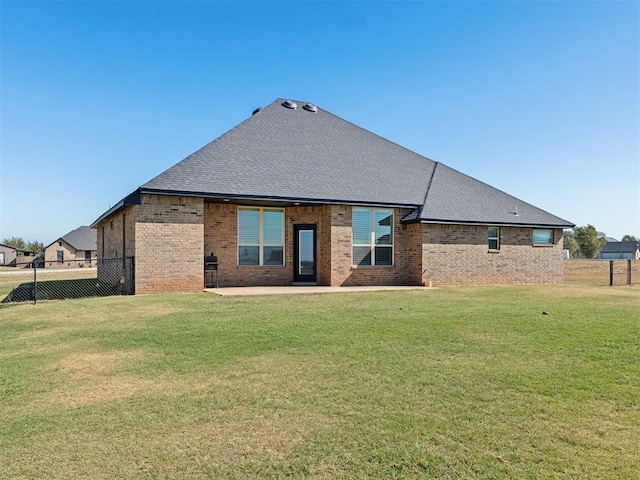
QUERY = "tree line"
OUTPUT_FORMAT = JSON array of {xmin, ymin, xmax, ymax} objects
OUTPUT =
[
  {"xmin": 563, "ymin": 226, "xmax": 638, "ymax": 259},
  {"xmin": 1, "ymin": 237, "xmax": 45, "ymax": 255}
]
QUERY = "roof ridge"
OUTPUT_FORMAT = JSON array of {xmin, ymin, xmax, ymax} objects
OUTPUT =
[{"xmin": 416, "ymin": 161, "xmax": 439, "ymax": 219}]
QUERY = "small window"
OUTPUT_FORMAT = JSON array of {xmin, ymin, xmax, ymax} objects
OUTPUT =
[
  {"xmin": 533, "ymin": 229, "xmax": 553, "ymax": 245},
  {"xmin": 352, "ymin": 208, "xmax": 393, "ymax": 266},
  {"xmin": 488, "ymin": 227, "xmax": 499, "ymax": 251},
  {"xmin": 57, "ymin": 250, "xmax": 64, "ymax": 263}
]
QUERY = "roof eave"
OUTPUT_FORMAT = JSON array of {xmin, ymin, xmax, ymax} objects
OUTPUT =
[
  {"xmin": 138, "ymin": 188, "xmax": 420, "ymax": 209},
  {"xmin": 90, "ymin": 190, "xmax": 141, "ymax": 228},
  {"xmin": 418, "ymin": 218, "xmax": 576, "ymax": 229}
]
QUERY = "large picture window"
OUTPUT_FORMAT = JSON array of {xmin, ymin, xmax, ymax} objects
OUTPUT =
[
  {"xmin": 352, "ymin": 208, "xmax": 393, "ymax": 266},
  {"xmin": 238, "ymin": 207, "xmax": 284, "ymax": 266}
]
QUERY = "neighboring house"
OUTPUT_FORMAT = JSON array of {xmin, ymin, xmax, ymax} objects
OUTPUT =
[
  {"xmin": 0, "ymin": 243, "xmax": 35, "ymax": 267},
  {"xmin": 92, "ymin": 98, "xmax": 574, "ymax": 294},
  {"xmin": 44, "ymin": 226, "xmax": 98, "ymax": 267},
  {"xmin": 598, "ymin": 241, "xmax": 640, "ymax": 260}
]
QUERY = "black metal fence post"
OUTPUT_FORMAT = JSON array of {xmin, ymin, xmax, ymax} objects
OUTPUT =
[
  {"xmin": 609, "ymin": 260, "xmax": 614, "ymax": 287},
  {"xmin": 628, "ymin": 259, "xmax": 632, "ymax": 286},
  {"xmin": 33, "ymin": 260, "xmax": 37, "ymax": 304}
]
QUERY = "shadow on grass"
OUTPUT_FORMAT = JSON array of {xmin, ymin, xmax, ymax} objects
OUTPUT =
[{"xmin": 2, "ymin": 278, "xmax": 124, "ymax": 303}]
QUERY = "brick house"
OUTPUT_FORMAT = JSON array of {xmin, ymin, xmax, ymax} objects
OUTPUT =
[
  {"xmin": 92, "ymin": 98, "xmax": 574, "ymax": 294},
  {"xmin": 44, "ymin": 226, "xmax": 97, "ymax": 267},
  {"xmin": 0, "ymin": 243, "xmax": 35, "ymax": 267}
]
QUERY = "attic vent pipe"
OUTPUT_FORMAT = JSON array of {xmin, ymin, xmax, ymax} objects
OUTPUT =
[
  {"xmin": 302, "ymin": 103, "xmax": 318, "ymax": 113},
  {"xmin": 252, "ymin": 107, "xmax": 262, "ymax": 115},
  {"xmin": 282, "ymin": 100, "xmax": 297, "ymax": 109}
]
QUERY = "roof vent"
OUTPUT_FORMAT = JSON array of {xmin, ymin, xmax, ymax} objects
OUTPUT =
[
  {"xmin": 252, "ymin": 107, "xmax": 262, "ymax": 115},
  {"xmin": 302, "ymin": 103, "xmax": 318, "ymax": 113},
  {"xmin": 282, "ymin": 100, "xmax": 297, "ymax": 109}
]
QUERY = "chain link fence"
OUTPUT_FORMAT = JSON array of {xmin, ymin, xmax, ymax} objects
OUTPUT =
[
  {"xmin": 0, "ymin": 257, "xmax": 134, "ymax": 304},
  {"xmin": 564, "ymin": 259, "xmax": 637, "ymax": 286}
]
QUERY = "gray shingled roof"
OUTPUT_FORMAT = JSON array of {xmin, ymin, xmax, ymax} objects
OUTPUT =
[
  {"xmin": 418, "ymin": 163, "xmax": 573, "ymax": 227},
  {"xmin": 601, "ymin": 241, "xmax": 639, "ymax": 254},
  {"xmin": 141, "ymin": 98, "xmax": 432, "ymax": 206},
  {"xmin": 98, "ymin": 98, "xmax": 573, "ymax": 228},
  {"xmin": 51, "ymin": 226, "xmax": 96, "ymax": 251}
]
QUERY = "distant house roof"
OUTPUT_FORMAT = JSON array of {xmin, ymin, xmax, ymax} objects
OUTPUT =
[
  {"xmin": 604, "ymin": 236, "xmax": 619, "ymax": 243},
  {"xmin": 600, "ymin": 241, "xmax": 640, "ymax": 254},
  {"xmin": 0, "ymin": 243, "xmax": 35, "ymax": 255},
  {"xmin": 47, "ymin": 226, "xmax": 97, "ymax": 251},
  {"xmin": 93, "ymin": 98, "xmax": 574, "ymax": 229}
]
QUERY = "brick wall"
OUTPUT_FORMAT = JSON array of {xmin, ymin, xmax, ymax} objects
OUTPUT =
[
  {"xmin": 204, "ymin": 203, "xmax": 333, "ymax": 287},
  {"xmin": 405, "ymin": 222, "xmax": 424, "ymax": 285},
  {"xmin": 97, "ymin": 205, "xmax": 136, "ymax": 259},
  {"xmin": 204, "ymin": 204, "xmax": 420, "ymax": 287},
  {"xmin": 44, "ymin": 241, "xmax": 75, "ymax": 266},
  {"xmin": 204, "ymin": 202, "xmax": 288, "ymax": 287},
  {"xmin": 420, "ymin": 224, "xmax": 564, "ymax": 285},
  {"xmin": 96, "ymin": 205, "xmax": 136, "ymax": 286},
  {"xmin": 134, "ymin": 195, "xmax": 204, "ymax": 294},
  {"xmin": 97, "ymin": 196, "xmax": 564, "ymax": 293},
  {"xmin": 328, "ymin": 207, "xmax": 420, "ymax": 286}
]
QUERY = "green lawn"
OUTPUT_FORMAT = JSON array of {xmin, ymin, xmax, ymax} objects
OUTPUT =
[{"xmin": 1, "ymin": 285, "xmax": 638, "ymax": 479}]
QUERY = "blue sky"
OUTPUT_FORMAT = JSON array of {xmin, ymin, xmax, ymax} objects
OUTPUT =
[{"xmin": 1, "ymin": 0, "xmax": 638, "ymax": 244}]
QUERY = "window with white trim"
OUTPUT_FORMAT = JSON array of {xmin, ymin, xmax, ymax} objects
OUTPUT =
[
  {"xmin": 488, "ymin": 227, "xmax": 500, "ymax": 251},
  {"xmin": 533, "ymin": 229, "xmax": 553, "ymax": 245},
  {"xmin": 238, "ymin": 207, "xmax": 284, "ymax": 266},
  {"xmin": 352, "ymin": 208, "xmax": 393, "ymax": 266}
]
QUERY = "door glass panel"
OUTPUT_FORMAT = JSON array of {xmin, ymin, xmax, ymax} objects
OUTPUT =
[{"xmin": 299, "ymin": 230, "xmax": 314, "ymax": 275}]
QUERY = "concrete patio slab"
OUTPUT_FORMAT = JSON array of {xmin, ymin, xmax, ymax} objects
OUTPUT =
[{"xmin": 205, "ymin": 285, "xmax": 433, "ymax": 296}]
